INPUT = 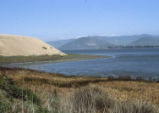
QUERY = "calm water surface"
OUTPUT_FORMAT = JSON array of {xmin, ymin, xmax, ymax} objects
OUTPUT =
[{"xmin": 4, "ymin": 48, "xmax": 159, "ymax": 79}]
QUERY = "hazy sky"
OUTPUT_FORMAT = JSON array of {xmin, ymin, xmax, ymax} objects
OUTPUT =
[{"xmin": 0, "ymin": 0, "xmax": 159, "ymax": 41}]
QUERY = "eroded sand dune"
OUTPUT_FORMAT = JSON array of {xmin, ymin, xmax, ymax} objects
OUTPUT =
[{"xmin": 0, "ymin": 34, "xmax": 66, "ymax": 56}]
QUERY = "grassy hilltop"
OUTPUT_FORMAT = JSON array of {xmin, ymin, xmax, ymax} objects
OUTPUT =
[{"xmin": 0, "ymin": 67, "xmax": 158, "ymax": 113}]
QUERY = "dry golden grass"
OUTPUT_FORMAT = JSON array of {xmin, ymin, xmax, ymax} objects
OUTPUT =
[
  {"xmin": 0, "ymin": 67, "xmax": 159, "ymax": 112},
  {"xmin": 95, "ymin": 81, "xmax": 159, "ymax": 106}
]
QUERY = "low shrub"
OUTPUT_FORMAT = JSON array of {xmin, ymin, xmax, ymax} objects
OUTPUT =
[{"xmin": 42, "ymin": 47, "xmax": 47, "ymax": 50}]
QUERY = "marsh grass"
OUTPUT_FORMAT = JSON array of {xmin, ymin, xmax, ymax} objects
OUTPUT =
[
  {"xmin": 107, "ymin": 75, "xmax": 158, "ymax": 82},
  {"xmin": 22, "ymin": 76, "xmax": 107, "ymax": 88},
  {"xmin": 59, "ymin": 87, "xmax": 158, "ymax": 113},
  {"xmin": 111, "ymin": 101, "xmax": 158, "ymax": 113},
  {"xmin": 59, "ymin": 87, "xmax": 114, "ymax": 113},
  {"xmin": 0, "ymin": 67, "xmax": 159, "ymax": 113}
]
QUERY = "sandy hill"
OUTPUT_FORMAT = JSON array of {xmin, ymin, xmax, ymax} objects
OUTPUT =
[{"xmin": 0, "ymin": 34, "xmax": 66, "ymax": 56}]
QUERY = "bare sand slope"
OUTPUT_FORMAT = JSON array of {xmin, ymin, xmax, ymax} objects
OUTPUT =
[{"xmin": 0, "ymin": 34, "xmax": 66, "ymax": 56}]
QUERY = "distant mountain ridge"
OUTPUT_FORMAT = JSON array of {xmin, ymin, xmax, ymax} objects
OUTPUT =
[
  {"xmin": 48, "ymin": 34, "xmax": 159, "ymax": 50},
  {"xmin": 48, "ymin": 39, "xmax": 74, "ymax": 48},
  {"xmin": 59, "ymin": 37, "xmax": 113, "ymax": 50},
  {"xmin": 130, "ymin": 37, "xmax": 159, "ymax": 46}
]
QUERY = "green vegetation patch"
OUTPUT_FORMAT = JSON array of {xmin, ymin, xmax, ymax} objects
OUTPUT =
[
  {"xmin": 0, "ymin": 54, "xmax": 108, "ymax": 64},
  {"xmin": 0, "ymin": 73, "xmax": 48, "ymax": 113},
  {"xmin": 42, "ymin": 46, "xmax": 47, "ymax": 50}
]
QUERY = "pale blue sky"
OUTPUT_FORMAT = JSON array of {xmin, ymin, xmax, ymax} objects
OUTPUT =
[{"xmin": 0, "ymin": 0, "xmax": 159, "ymax": 41}]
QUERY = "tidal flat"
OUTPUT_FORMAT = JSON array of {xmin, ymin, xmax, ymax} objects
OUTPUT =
[{"xmin": 0, "ymin": 54, "xmax": 109, "ymax": 64}]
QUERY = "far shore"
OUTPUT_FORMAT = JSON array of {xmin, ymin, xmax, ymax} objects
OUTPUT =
[{"xmin": 0, "ymin": 54, "xmax": 110, "ymax": 64}]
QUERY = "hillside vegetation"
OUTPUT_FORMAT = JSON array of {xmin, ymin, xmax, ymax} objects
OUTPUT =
[{"xmin": 0, "ymin": 67, "xmax": 158, "ymax": 113}]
